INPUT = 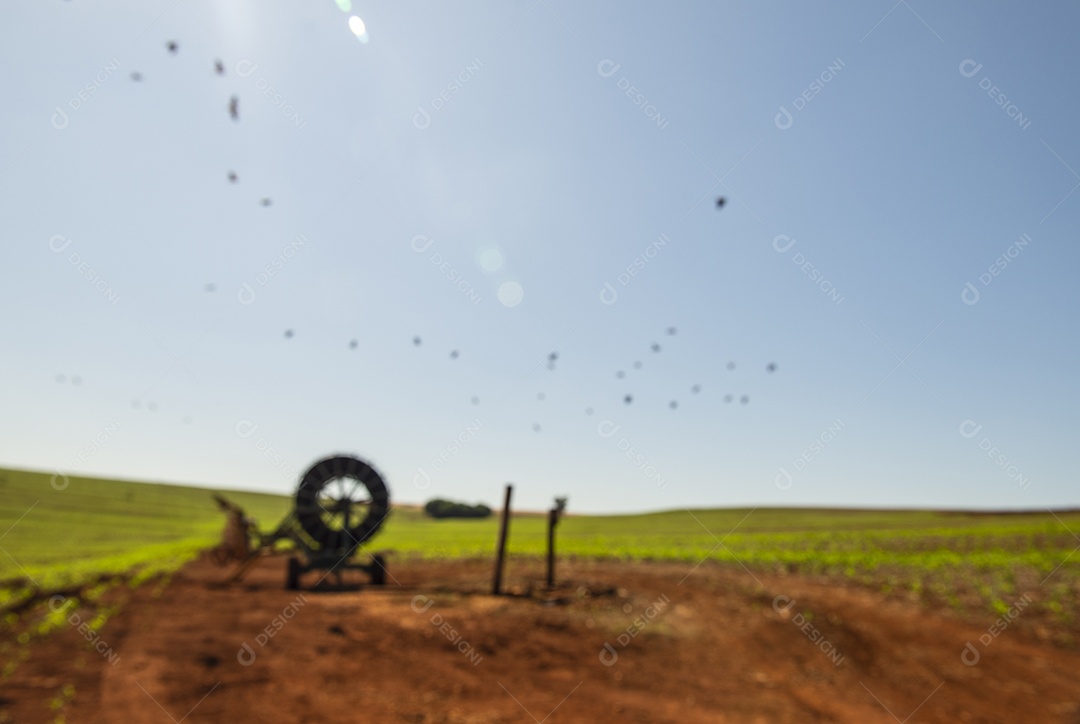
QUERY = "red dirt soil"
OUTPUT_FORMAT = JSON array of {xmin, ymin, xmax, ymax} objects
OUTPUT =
[{"xmin": 3, "ymin": 555, "xmax": 1080, "ymax": 723}]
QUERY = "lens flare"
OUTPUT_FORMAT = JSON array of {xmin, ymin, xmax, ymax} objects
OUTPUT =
[
  {"xmin": 479, "ymin": 247, "xmax": 503, "ymax": 272},
  {"xmin": 348, "ymin": 15, "xmax": 369, "ymax": 43},
  {"xmin": 498, "ymin": 281, "xmax": 524, "ymax": 307}
]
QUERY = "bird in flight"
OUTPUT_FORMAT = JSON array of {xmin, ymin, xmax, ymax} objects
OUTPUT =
[
  {"xmin": 228, "ymin": 95, "xmax": 239, "ymax": 120},
  {"xmin": 214, "ymin": 59, "xmax": 225, "ymax": 75},
  {"xmin": 716, "ymin": 197, "xmax": 726, "ymax": 208},
  {"xmin": 166, "ymin": 40, "xmax": 178, "ymax": 54}
]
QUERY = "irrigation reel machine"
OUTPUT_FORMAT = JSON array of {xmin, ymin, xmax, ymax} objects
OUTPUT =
[{"xmin": 225, "ymin": 454, "xmax": 392, "ymax": 590}]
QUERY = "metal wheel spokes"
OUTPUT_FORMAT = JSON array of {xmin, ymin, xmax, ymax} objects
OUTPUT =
[
  {"xmin": 314, "ymin": 477, "xmax": 372, "ymax": 535},
  {"xmin": 295, "ymin": 455, "xmax": 390, "ymax": 552}
]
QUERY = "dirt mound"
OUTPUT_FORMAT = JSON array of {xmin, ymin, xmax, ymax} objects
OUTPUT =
[{"xmin": 4, "ymin": 556, "xmax": 1080, "ymax": 722}]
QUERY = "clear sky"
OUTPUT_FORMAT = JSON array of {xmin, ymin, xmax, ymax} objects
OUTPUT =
[{"xmin": 1, "ymin": 1, "xmax": 1077, "ymax": 514}]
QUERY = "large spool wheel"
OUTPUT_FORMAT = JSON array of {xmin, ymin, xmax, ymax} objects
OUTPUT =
[{"xmin": 294, "ymin": 455, "xmax": 390, "ymax": 554}]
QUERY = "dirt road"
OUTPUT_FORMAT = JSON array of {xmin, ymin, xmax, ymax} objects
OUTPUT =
[{"xmin": 4, "ymin": 555, "xmax": 1079, "ymax": 722}]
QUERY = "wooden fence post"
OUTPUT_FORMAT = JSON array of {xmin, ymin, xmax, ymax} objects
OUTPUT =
[
  {"xmin": 492, "ymin": 484, "xmax": 513, "ymax": 595},
  {"xmin": 546, "ymin": 508, "xmax": 557, "ymax": 589}
]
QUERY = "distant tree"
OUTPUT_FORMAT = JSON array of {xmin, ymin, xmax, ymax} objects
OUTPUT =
[{"xmin": 423, "ymin": 498, "xmax": 493, "ymax": 519}]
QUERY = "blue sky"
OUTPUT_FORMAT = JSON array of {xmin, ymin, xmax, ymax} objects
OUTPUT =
[{"xmin": 1, "ymin": 1, "xmax": 1077, "ymax": 513}]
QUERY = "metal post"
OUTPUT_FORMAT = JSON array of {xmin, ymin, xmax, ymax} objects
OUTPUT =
[{"xmin": 492, "ymin": 484, "xmax": 513, "ymax": 595}]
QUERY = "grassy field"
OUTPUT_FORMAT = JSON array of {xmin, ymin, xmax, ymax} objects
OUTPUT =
[
  {"xmin": 2, "ymin": 466, "xmax": 1079, "ymax": 624},
  {"xmin": 0, "ymin": 467, "xmax": 290, "ymax": 597},
  {"xmin": 2, "ymin": 466, "xmax": 1078, "ymax": 723}
]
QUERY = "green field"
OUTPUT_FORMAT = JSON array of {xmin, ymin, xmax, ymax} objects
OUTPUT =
[
  {"xmin": 0, "ymin": 468, "xmax": 290, "ymax": 601},
  {"xmin": 2, "ymin": 466, "xmax": 1079, "ymax": 623}
]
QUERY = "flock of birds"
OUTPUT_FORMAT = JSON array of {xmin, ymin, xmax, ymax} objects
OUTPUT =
[
  {"xmin": 53, "ymin": 37, "xmax": 779, "ymax": 435},
  {"xmin": 129, "ymin": 41, "xmax": 273, "ymax": 207},
  {"xmin": 274, "ymin": 322, "xmax": 778, "ymax": 433},
  {"xmin": 51, "ymin": 40, "xmax": 270, "ymax": 426},
  {"xmin": 54, "ymin": 372, "xmax": 166, "ymax": 416},
  {"xmin": 405, "ymin": 329, "xmax": 775, "ymax": 431},
  {"xmin": 263, "ymin": 190, "xmax": 777, "ymax": 434}
]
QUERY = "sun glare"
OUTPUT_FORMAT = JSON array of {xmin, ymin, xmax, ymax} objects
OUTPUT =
[{"xmin": 348, "ymin": 15, "xmax": 369, "ymax": 43}]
